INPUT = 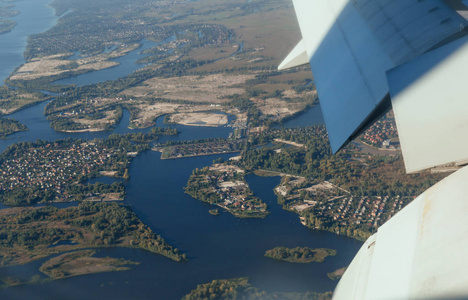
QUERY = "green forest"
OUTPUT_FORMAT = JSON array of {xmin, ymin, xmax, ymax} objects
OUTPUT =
[
  {"xmin": 265, "ymin": 247, "xmax": 336, "ymax": 263},
  {"xmin": 0, "ymin": 202, "xmax": 186, "ymax": 267}
]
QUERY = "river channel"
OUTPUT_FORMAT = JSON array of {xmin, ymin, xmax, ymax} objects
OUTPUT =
[{"xmin": 0, "ymin": 1, "xmax": 361, "ymax": 299}]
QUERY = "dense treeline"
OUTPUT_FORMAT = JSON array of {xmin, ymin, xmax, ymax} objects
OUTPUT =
[
  {"xmin": 182, "ymin": 277, "xmax": 333, "ymax": 300},
  {"xmin": 244, "ymin": 127, "xmax": 444, "ymax": 197},
  {"xmin": 264, "ymin": 247, "xmax": 336, "ymax": 263},
  {"xmin": 125, "ymin": 127, "xmax": 178, "ymax": 143},
  {"xmin": 300, "ymin": 210, "xmax": 372, "ymax": 242},
  {"xmin": 185, "ymin": 167, "xmax": 221, "ymax": 204}
]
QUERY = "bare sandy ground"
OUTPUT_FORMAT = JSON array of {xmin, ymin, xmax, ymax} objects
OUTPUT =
[
  {"xmin": 168, "ymin": 112, "xmax": 227, "ymax": 127},
  {"xmin": 121, "ymin": 73, "xmax": 255, "ymax": 103},
  {"xmin": 10, "ymin": 44, "xmax": 139, "ymax": 81},
  {"xmin": 274, "ymin": 138, "xmax": 305, "ymax": 148},
  {"xmin": 250, "ymin": 97, "xmax": 307, "ymax": 119},
  {"xmin": 210, "ymin": 164, "xmax": 245, "ymax": 173}
]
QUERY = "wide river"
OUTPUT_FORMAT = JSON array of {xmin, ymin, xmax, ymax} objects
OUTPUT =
[{"xmin": 0, "ymin": 1, "xmax": 361, "ymax": 299}]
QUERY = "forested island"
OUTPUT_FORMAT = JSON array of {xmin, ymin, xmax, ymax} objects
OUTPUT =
[
  {"xmin": 0, "ymin": 18, "xmax": 15, "ymax": 34},
  {"xmin": 183, "ymin": 277, "xmax": 333, "ymax": 300},
  {"xmin": 39, "ymin": 250, "xmax": 140, "ymax": 280},
  {"xmin": 0, "ymin": 4, "xmax": 18, "ymax": 34},
  {"xmin": 0, "ymin": 118, "xmax": 27, "ymax": 137},
  {"xmin": 265, "ymin": 247, "xmax": 336, "ymax": 263}
]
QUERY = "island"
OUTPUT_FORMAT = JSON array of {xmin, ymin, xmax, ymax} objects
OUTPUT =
[
  {"xmin": 39, "ymin": 250, "xmax": 140, "ymax": 280},
  {"xmin": 327, "ymin": 268, "xmax": 347, "ymax": 281},
  {"xmin": 0, "ymin": 4, "xmax": 19, "ymax": 34},
  {"xmin": 0, "ymin": 118, "xmax": 27, "ymax": 138},
  {"xmin": 183, "ymin": 277, "xmax": 333, "ymax": 300},
  {"xmin": 0, "ymin": 18, "xmax": 15, "ymax": 34},
  {"xmin": 265, "ymin": 247, "xmax": 337, "ymax": 263},
  {"xmin": 185, "ymin": 162, "xmax": 269, "ymax": 218}
]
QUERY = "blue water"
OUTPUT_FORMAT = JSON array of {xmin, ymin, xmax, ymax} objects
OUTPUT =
[
  {"xmin": 0, "ymin": 102, "xmax": 232, "ymax": 153},
  {"xmin": 0, "ymin": 0, "xmax": 58, "ymax": 84},
  {"xmin": 0, "ymin": 1, "xmax": 361, "ymax": 298},
  {"xmin": 0, "ymin": 152, "xmax": 361, "ymax": 299},
  {"xmin": 0, "ymin": 99, "xmax": 360, "ymax": 299}
]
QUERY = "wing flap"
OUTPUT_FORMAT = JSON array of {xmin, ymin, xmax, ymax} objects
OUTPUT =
[
  {"xmin": 278, "ymin": 39, "xmax": 309, "ymax": 70},
  {"xmin": 387, "ymin": 35, "xmax": 468, "ymax": 173},
  {"xmin": 284, "ymin": 0, "xmax": 467, "ymax": 153}
]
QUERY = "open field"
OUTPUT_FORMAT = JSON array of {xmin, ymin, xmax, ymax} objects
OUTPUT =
[
  {"xmin": 39, "ymin": 250, "xmax": 139, "ymax": 279},
  {"xmin": 159, "ymin": 0, "xmax": 301, "ymax": 71},
  {"xmin": 10, "ymin": 44, "xmax": 139, "ymax": 81},
  {"xmin": 168, "ymin": 112, "xmax": 228, "ymax": 127},
  {"xmin": 121, "ymin": 73, "xmax": 255, "ymax": 103}
]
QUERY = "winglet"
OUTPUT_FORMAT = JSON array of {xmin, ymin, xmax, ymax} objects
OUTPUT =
[{"xmin": 278, "ymin": 39, "xmax": 309, "ymax": 71}]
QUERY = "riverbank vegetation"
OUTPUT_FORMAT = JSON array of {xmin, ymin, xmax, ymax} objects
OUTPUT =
[
  {"xmin": 265, "ymin": 247, "xmax": 336, "ymax": 263},
  {"xmin": 183, "ymin": 277, "xmax": 333, "ymax": 300},
  {"xmin": 0, "ymin": 202, "xmax": 186, "ymax": 267}
]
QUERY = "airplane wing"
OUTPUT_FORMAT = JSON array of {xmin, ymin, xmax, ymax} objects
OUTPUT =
[
  {"xmin": 279, "ymin": 1, "xmax": 468, "ymax": 299},
  {"xmin": 333, "ymin": 164, "xmax": 468, "ymax": 299},
  {"xmin": 280, "ymin": 0, "xmax": 468, "ymax": 173}
]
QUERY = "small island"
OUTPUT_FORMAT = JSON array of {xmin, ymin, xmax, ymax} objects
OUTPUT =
[
  {"xmin": 327, "ymin": 267, "xmax": 346, "ymax": 281},
  {"xmin": 185, "ymin": 162, "xmax": 269, "ymax": 218},
  {"xmin": 183, "ymin": 277, "xmax": 333, "ymax": 300},
  {"xmin": 0, "ymin": 118, "xmax": 28, "ymax": 138},
  {"xmin": 208, "ymin": 208, "xmax": 220, "ymax": 216},
  {"xmin": 265, "ymin": 247, "xmax": 336, "ymax": 263},
  {"xmin": 39, "ymin": 250, "xmax": 140, "ymax": 280}
]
